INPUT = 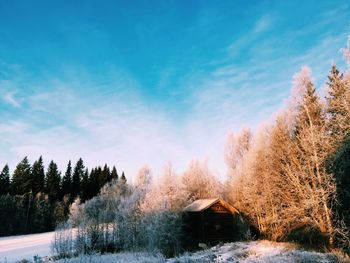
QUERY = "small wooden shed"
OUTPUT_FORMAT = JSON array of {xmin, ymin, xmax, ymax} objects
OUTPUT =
[{"xmin": 183, "ymin": 198, "xmax": 242, "ymax": 248}]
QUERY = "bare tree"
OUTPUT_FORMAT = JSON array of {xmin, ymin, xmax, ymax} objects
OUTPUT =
[{"xmin": 182, "ymin": 159, "xmax": 221, "ymax": 202}]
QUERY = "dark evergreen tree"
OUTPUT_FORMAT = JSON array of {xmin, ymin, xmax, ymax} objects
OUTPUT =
[
  {"xmin": 96, "ymin": 166, "xmax": 102, "ymax": 179},
  {"xmin": 31, "ymin": 193, "xmax": 51, "ymax": 233},
  {"xmin": 110, "ymin": 166, "xmax": 118, "ymax": 181},
  {"xmin": 72, "ymin": 158, "xmax": 84, "ymax": 199},
  {"xmin": 0, "ymin": 164, "xmax": 10, "ymax": 195},
  {"xmin": 80, "ymin": 168, "xmax": 90, "ymax": 202},
  {"xmin": 31, "ymin": 156, "xmax": 45, "ymax": 194},
  {"xmin": 11, "ymin": 157, "xmax": 31, "ymax": 195},
  {"xmin": 89, "ymin": 167, "xmax": 100, "ymax": 197},
  {"xmin": 120, "ymin": 171, "xmax": 126, "ymax": 183},
  {"xmin": 99, "ymin": 164, "xmax": 110, "ymax": 188},
  {"xmin": 52, "ymin": 201, "xmax": 65, "ymax": 226},
  {"xmin": 61, "ymin": 160, "xmax": 73, "ymax": 198},
  {"xmin": 45, "ymin": 161, "xmax": 61, "ymax": 202},
  {"xmin": 0, "ymin": 195, "xmax": 17, "ymax": 235}
]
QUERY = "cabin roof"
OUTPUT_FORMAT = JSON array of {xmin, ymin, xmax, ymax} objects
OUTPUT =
[{"xmin": 183, "ymin": 198, "xmax": 239, "ymax": 214}]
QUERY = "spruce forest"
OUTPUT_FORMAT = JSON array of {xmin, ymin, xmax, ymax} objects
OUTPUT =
[{"xmin": 0, "ymin": 157, "xmax": 124, "ymax": 236}]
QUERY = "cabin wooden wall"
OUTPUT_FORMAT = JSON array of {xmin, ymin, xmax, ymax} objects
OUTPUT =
[{"xmin": 182, "ymin": 210, "xmax": 240, "ymax": 248}]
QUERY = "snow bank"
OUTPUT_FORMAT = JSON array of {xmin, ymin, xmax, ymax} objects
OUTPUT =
[
  {"xmin": 54, "ymin": 252, "xmax": 165, "ymax": 263},
  {"xmin": 57, "ymin": 240, "xmax": 338, "ymax": 263},
  {"xmin": 0, "ymin": 234, "xmax": 339, "ymax": 263},
  {"xmin": 168, "ymin": 240, "xmax": 338, "ymax": 263}
]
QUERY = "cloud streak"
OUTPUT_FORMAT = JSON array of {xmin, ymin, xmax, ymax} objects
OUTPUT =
[{"xmin": 3, "ymin": 92, "xmax": 21, "ymax": 107}]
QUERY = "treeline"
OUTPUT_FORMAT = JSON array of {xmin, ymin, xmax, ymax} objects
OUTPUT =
[
  {"xmin": 53, "ymin": 162, "xmax": 223, "ymax": 258},
  {"xmin": 0, "ymin": 157, "xmax": 125, "ymax": 236},
  {"xmin": 224, "ymin": 63, "xmax": 350, "ymax": 249}
]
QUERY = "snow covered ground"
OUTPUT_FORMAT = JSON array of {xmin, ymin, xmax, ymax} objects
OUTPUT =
[
  {"xmin": 0, "ymin": 231, "xmax": 54, "ymax": 262},
  {"xmin": 0, "ymin": 233, "xmax": 340, "ymax": 263},
  {"xmin": 168, "ymin": 240, "xmax": 338, "ymax": 263},
  {"xmin": 55, "ymin": 240, "xmax": 339, "ymax": 263}
]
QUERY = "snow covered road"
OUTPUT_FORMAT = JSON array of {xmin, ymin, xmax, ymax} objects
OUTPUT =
[{"xmin": 0, "ymin": 231, "xmax": 54, "ymax": 262}]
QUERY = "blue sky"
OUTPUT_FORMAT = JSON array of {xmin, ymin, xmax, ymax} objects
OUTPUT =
[{"xmin": 0, "ymin": 0, "xmax": 349, "ymax": 179}]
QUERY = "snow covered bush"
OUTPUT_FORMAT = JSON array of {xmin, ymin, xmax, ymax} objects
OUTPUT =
[
  {"xmin": 141, "ymin": 210, "xmax": 183, "ymax": 257},
  {"xmin": 52, "ymin": 222, "xmax": 75, "ymax": 259}
]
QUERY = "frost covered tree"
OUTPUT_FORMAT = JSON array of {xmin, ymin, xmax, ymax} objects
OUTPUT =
[
  {"xmin": 341, "ymin": 36, "xmax": 350, "ymax": 68},
  {"xmin": 224, "ymin": 66, "xmax": 344, "ymax": 247},
  {"xmin": 224, "ymin": 128, "xmax": 253, "ymax": 204},
  {"xmin": 282, "ymin": 67, "xmax": 336, "ymax": 246},
  {"xmin": 326, "ymin": 56, "xmax": 350, "ymax": 239},
  {"xmin": 135, "ymin": 165, "xmax": 152, "ymax": 193},
  {"xmin": 326, "ymin": 64, "xmax": 349, "ymax": 135},
  {"xmin": 225, "ymin": 128, "xmax": 252, "ymax": 175},
  {"xmin": 182, "ymin": 159, "xmax": 221, "ymax": 201},
  {"xmin": 141, "ymin": 162, "xmax": 185, "ymax": 212},
  {"xmin": 139, "ymin": 162, "xmax": 185, "ymax": 256},
  {"xmin": 61, "ymin": 163, "xmax": 186, "ymax": 257}
]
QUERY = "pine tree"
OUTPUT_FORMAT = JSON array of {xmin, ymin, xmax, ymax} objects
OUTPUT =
[
  {"xmin": 120, "ymin": 171, "xmax": 127, "ymax": 183},
  {"xmin": 45, "ymin": 161, "xmax": 61, "ymax": 202},
  {"xmin": 332, "ymin": 138, "xmax": 350, "ymax": 230},
  {"xmin": 61, "ymin": 160, "xmax": 73, "ymax": 198},
  {"xmin": 326, "ymin": 64, "xmax": 348, "ymax": 136},
  {"xmin": 294, "ymin": 79, "xmax": 324, "ymax": 134},
  {"xmin": 110, "ymin": 166, "xmax": 118, "ymax": 181},
  {"xmin": 326, "ymin": 64, "xmax": 350, "ymax": 233},
  {"xmin": 72, "ymin": 158, "xmax": 84, "ymax": 199},
  {"xmin": 80, "ymin": 168, "xmax": 90, "ymax": 202},
  {"xmin": 89, "ymin": 167, "xmax": 100, "ymax": 197},
  {"xmin": 0, "ymin": 164, "xmax": 10, "ymax": 195},
  {"xmin": 31, "ymin": 193, "xmax": 51, "ymax": 232},
  {"xmin": 31, "ymin": 156, "xmax": 45, "ymax": 194},
  {"xmin": 99, "ymin": 164, "xmax": 110, "ymax": 188},
  {"xmin": 287, "ymin": 67, "xmax": 335, "ymax": 246},
  {"xmin": 11, "ymin": 157, "xmax": 31, "ymax": 195}
]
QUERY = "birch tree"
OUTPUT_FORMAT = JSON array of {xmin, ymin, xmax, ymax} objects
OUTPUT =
[{"xmin": 182, "ymin": 159, "xmax": 221, "ymax": 202}]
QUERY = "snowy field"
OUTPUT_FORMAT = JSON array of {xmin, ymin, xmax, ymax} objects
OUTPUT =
[
  {"xmin": 0, "ymin": 233, "xmax": 340, "ymax": 263},
  {"xmin": 0, "ymin": 231, "xmax": 54, "ymax": 262},
  {"xmin": 55, "ymin": 241, "xmax": 339, "ymax": 263},
  {"xmin": 168, "ymin": 241, "xmax": 338, "ymax": 263}
]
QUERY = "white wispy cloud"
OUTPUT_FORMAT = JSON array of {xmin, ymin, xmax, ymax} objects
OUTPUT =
[
  {"xmin": 2, "ymin": 92, "xmax": 21, "ymax": 107},
  {"xmin": 253, "ymin": 15, "xmax": 273, "ymax": 33},
  {"xmin": 0, "ymin": 73, "xmax": 200, "ymax": 179}
]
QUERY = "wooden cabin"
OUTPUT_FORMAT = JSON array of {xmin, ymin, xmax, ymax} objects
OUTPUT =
[{"xmin": 183, "ymin": 198, "xmax": 243, "ymax": 248}]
